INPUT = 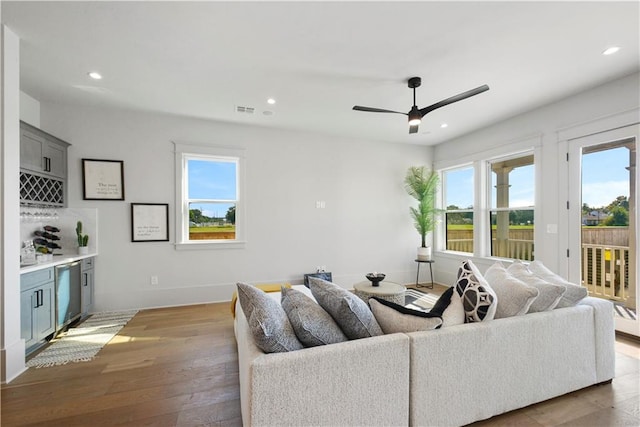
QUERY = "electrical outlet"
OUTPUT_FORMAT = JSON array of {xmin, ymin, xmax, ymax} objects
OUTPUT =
[{"xmin": 151, "ymin": 275, "xmax": 158, "ymax": 285}]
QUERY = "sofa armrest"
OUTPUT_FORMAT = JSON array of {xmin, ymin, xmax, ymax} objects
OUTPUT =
[
  {"xmin": 578, "ymin": 297, "xmax": 616, "ymax": 382},
  {"xmin": 248, "ymin": 333, "xmax": 409, "ymax": 427}
]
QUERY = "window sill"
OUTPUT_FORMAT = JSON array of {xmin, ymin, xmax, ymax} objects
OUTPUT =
[{"xmin": 175, "ymin": 241, "xmax": 246, "ymax": 251}]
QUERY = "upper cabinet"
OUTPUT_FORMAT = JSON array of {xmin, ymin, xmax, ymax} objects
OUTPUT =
[{"xmin": 19, "ymin": 121, "xmax": 70, "ymax": 207}]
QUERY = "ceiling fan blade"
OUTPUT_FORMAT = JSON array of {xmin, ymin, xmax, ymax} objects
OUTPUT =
[
  {"xmin": 353, "ymin": 106, "xmax": 407, "ymax": 115},
  {"xmin": 409, "ymin": 124, "xmax": 419, "ymax": 134},
  {"xmin": 419, "ymin": 84, "xmax": 489, "ymax": 116}
]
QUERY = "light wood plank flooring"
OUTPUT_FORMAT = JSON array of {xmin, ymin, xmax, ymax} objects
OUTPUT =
[{"xmin": 2, "ymin": 298, "xmax": 639, "ymax": 426}]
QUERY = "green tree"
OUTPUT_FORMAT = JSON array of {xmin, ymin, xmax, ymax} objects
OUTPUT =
[
  {"xmin": 606, "ymin": 196, "xmax": 629, "ymax": 212},
  {"xmin": 603, "ymin": 206, "xmax": 629, "ymax": 226},
  {"xmin": 226, "ymin": 206, "xmax": 236, "ymax": 225},
  {"xmin": 190, "ymin": 208, "xmax": 205, "ymax": 224}
]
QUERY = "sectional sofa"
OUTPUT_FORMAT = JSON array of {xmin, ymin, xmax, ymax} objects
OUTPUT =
[{"xmin": 233, "ymin": 285, "xmax": 615, "ymax": 426}]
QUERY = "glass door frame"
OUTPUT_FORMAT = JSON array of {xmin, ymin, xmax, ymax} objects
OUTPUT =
[{"xmin": 568, "ymin": 124, "xmax": 639, "ymax": 337}]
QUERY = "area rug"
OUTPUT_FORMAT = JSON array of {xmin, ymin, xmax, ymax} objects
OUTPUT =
[
  {"xmin": 405, "ymin": 288, "xmax": 439, "ymax": 312},
  {"xmin": 26, "ymin": 310, "xmax": 138, "ymax": 368}
]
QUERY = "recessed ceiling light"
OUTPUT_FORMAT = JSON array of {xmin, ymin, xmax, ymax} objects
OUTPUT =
[
  {"xmin": 602, "ymin": 46, "xmax": 620, "ymax": 56},
  {"xmin": 267, "ymin": 98, "xmax": 276, "ymax": 105},
  {"xmin": 440, "ymin": 123, "xmax": 448, "ymax": 128},
  {"xmin": 88, "ymin": 71, "xmax": 102, "ymax": 80}
]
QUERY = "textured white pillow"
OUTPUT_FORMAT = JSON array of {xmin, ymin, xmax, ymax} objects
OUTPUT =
[
  {"xmin": 369, "ymin": 298, "xmax": 442, "ymax": 334},
  {"xmin": 507, "ymin": 261, "xmax": 566, "ymax": 312},
  {"xmin": 484, "ymin": 262, "xmax": 539, "ymax": 318},
  {"xmin": 309, "ymin": 277, "xmax": 383, "ymax": 339},
  {"xmin": 455, "ymin": 260, "xmax": 498, "ymax": 322},
  {"xmin": 528, "ymin": 260, "xmax": 588, "ymax": 308}
]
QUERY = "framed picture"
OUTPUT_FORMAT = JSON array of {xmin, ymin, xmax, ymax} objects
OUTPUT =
[
  {"xmin": 131, "ymin": 203, "xmax": 169, "ymax": 242},
  {"xmin": 82, "ymin": 159, "xmax": 125, "ymax": 200},
  {"xmin": 303, "ymin": 271, "xmax": 333, "ymax": 287}
]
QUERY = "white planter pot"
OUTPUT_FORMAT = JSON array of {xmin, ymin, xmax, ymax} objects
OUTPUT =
[
  {"xmin": 417, "ymin": 246, "xmax": 432, "ymax": 261},
  {"xmin": 78, "ymin": 246, "xmax": 89, "ymax": 255}
]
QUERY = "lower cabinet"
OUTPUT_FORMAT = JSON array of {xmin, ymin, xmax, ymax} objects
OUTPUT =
[
  {"xmin": 20, "ymin": 268, "xmax": 56, "ymax": 355},
  {"xmin": 81, "ymin": 257, "xmax": 95, "ymax": 316}
]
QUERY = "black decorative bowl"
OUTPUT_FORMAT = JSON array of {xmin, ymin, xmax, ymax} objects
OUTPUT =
[{"xmin": 366, "ymin": 273, "xmax": 386, "ymax": 287}]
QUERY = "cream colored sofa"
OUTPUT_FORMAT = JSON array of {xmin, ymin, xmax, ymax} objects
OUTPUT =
[{"xmin": 234, "ymin": 286, "xmax": 615, "ymax": 427}]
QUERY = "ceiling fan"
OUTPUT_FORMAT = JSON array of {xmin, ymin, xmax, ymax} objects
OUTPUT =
[{"xmin": 352, "ymin": 77, "xmax": 489, "ymax": 134}]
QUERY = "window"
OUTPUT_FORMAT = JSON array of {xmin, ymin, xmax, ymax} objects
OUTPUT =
[
  {"xmin": 489, "ymin": 154, "xmax": 534, "ymax": 260},
  {"xmin": 174, "ymin": 143, "xmax": 245, "ymax": 249},
  {"xmin": 443, "ymin": 166, "xmax": 474, "ymax": 253}
]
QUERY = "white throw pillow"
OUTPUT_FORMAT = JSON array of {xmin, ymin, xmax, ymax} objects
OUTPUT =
[
  {"xmin": 484, "ymin": 262, "xmax": 539, "ymax": 318},
  {"xmin": 528, "ymin": 260, "xmax": 588, "ymax": 308},
  {"xmin": 455, "ymin": 260, "xmax": 498, "ymax": 322},
  {"xmin": 507, "ymin": 261, "xmax": 566, "ymax": 312},
  {"xmin": 429, "ymin": 287, "xmax": 465, "ymax": 327}
]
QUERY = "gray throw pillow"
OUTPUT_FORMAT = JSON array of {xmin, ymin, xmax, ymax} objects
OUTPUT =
[
  {"xmin": 455, "ymin": 260, "xmax": 498, "ymax": 322},
  {"xmin": 484, "ymin": 262, "xmax": 539, "ymax": 318},
  {"xmin": 369, "ymin": 297, "xmax": 442, "ymax": 333},
  {"xmin": 281, "ymin": 286, "xmax": 347, "ymax": 347},
  {"xmin": 236, "ymin": 282, "xmax": 303, "ymax": 353},
  {"xmin": 308, "ymin": 277, "xmax": 383, "ymax": 339},
  {"xmin": 528, "ymin": 260, "xmax": 588, "ymax": 308},
  {"xmin": 507, "ymin": 261, "xmax": 566, "ymax": 312}
]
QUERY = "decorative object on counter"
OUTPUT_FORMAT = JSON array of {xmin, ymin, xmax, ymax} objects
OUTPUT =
[
  {"xmin": 365, "ymin": 272, "xmax": 386, "ymax": 286},
  {"xmin": 82, "ymin": 158, "xmax": 125, "ymax": 200},
  {"xmin": 131, "ymin": 203, "xmax": 169, "ymax": 242},
  {"xmin": 33, "ymin": 226, "xmax": 61, "ymax": 255},
  {"xmin": 20, "ymin": 240, "xmax": 37, "ymax": 266},
  {"xmin": 404, "ymin": 166, "xmax": 441, "ymax": 261},
  {"xmin": 76, "ymin": 221, "xmax": 89, "ymax": 255}
]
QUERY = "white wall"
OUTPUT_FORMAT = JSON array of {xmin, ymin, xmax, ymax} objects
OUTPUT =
[
  {"xmin": 19, "ymin": 91, "xmax": 39, "ymax": 127},
  {"xmin": 432, "ymin": 72, "xmax": 640, "ymax": 286},
  {"xmin": 39, "ymin": 105, "xmax": 431, "ymax": 311}
]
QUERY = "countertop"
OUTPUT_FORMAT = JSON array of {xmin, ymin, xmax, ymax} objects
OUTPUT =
[{"xmin": 20, "ymin": 252, "xmax": 98, "ymax": 274}]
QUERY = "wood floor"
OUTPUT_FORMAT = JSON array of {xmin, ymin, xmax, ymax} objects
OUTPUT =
[{"xmin": 2, "ymin": 298, "xmax": 639, "ymax": 426}]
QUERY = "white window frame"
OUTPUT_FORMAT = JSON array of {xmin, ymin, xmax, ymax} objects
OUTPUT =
[{"xmin": 173, "ymin": 142, "xmax": 246, "ymax": 250}]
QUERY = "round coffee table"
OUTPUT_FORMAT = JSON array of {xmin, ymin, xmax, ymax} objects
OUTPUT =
[{"xmin": 353, "ymin": 280, "xmax": 406, "ymax": 306}]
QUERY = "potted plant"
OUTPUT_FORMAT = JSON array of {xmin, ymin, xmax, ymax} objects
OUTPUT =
[
  {"xmin": 76, "ymin": 221, "xmax": 89, "ymax": 255},
  {"xmin": 404, "ymin": 166, "xmax": 440, "ymax": 260}
]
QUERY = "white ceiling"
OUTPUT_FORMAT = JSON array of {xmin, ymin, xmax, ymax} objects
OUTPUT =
[{"xmin": 2, "ymin": 1, "xmax": 639, "ymax": 145}]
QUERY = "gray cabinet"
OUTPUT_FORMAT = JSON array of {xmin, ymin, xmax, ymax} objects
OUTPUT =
[
  {"xmin": 20, "ymin": 268, "xmax": 56, "ymax": 354},
  {"xmin": 81, "ymin": 257, "xmax": 95, "ymax": 316},
  {"xmin": 20, "ymin": 121, "xmax": 69, "ymax": 179},
  {"xmin": 19, "ymin": 121, "xmax": 70, "ymax": 207}
]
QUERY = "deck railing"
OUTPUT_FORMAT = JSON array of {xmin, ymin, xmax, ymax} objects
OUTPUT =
[
  {"xmin": 446, "ymin": 238, "xmax": 535, "ymax": 261},
  {"xmin": 581, "ymin": 244, "xmax": 629, "ymax": 302}
]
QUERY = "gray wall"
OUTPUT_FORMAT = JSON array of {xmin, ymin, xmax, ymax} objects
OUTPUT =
[{"xmin": 40, "ymin": 105, "xmax": 431, "ymax": 311}]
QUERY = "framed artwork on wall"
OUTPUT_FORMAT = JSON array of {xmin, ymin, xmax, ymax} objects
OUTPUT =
[
  {"xmin": 82, "ymin": 158, "xmax": 125, "ymax": 200},
  {"xmin": 131, "ymin": 203, "xmax": 169, "ymax": 242}
]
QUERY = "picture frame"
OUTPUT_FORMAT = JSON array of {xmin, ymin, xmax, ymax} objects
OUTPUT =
[
  {"xmin": 82, "ymin": 159, "xmax": 125, "ymax": 200},
  {"xmin": 303, "ymin": 271, "xmax": 333, "ymax": 287},
  {"xmin": 131, "ymin": 203, "xmax": 169, "ymax": 242}
]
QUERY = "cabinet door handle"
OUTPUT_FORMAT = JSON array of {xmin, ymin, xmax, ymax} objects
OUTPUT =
[
  {"xmin": 83, "ymin": 273, "xmax": 88, "ymax": 286},
  {"xmin": 39, "ymin": 289, "xmax": 44, "ymax": 307}
]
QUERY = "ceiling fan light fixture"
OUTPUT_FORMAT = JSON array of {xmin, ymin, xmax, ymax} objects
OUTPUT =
[
  {"xmin": 408, "ymin": 117, "xmax": 421, "ymax": 126},
  {"xmin": 408, "ymin": 108, "xmax": 422, "ymax": 126}
]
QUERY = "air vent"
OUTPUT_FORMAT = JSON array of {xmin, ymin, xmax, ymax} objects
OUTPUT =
[{"xmin": 235, "ymin": 106, "xmax": 255, "ymax": 114}]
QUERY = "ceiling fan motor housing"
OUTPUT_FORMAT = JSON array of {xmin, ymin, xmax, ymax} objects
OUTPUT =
[{"xmin": 408, "ymin": 77, "xmax": 422, "ymax": 88}]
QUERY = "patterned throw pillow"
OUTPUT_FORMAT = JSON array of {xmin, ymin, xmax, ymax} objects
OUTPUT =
[
  {"xmin": 484, "ymin": 262, "xmax": 539, "ymax": 318},
  {"xmin": 507, "ymin": 261, "xmax": 566, "ymax": 312},
  {"xmin": 528, "ymin": 260, "xmax": 588, "ymax": 308},
  {"xmin": 369, "ymin": 297, "xmax": 442, "ymax": 334},
  {"xmin": 429, "ymin": 287, "xmax": 465, "ymax": 327},
  {"xmin": 455, "ymin": 260, "xmax": 498, "ymax": 322},
  {"xmin": 236, "ymin": 282, "xmax": 303, "ymax": 353},
  {"xmin": 281, "ymin": 286, "xmax": 348, "ymax": 347},
  {"xmin": 308, "ymin": 277, "xmax": 383, "ymax": 339}
]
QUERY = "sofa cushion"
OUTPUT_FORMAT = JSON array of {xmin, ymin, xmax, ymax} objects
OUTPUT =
[
  {"xmin": 429, "ymin": 287, "xmax": 465, "ymax": 327},
  {"xmin": 455, "ymin": 260, "xmax": 498, "ymax": 322},
  {"xmin": 309, "ymin": 277, "xmax": 383, "ymax": 339},
  {"xmin": 236, "ymin": 282, "xmax": 303, "ymax": 353},
  {"xmin": 528, "ymin": 260, "xmax": 588, "ymax": 308},
  {"xmin": 507, "ymin": 261, "xmax": 566, "ymax": 312},
  {"xmin": 484, "ymin": 262, "xmax": 539, "ymax": 318},
  {"xmin": 281, "ymin": 286, "xmax": 348, "ymax": 347},
  {"xmin": 369, "ymin": 297, "xmax": 442, "ymax": 333}
]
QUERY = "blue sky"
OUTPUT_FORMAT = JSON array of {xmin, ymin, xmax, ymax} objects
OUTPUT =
[
  {"xmin": 188, "ymin": 159, "xmax": 236, "ymax": 219},
  {"xmin": 444, "ymin": 147, "xmax": 631, "ymax": 209}
]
